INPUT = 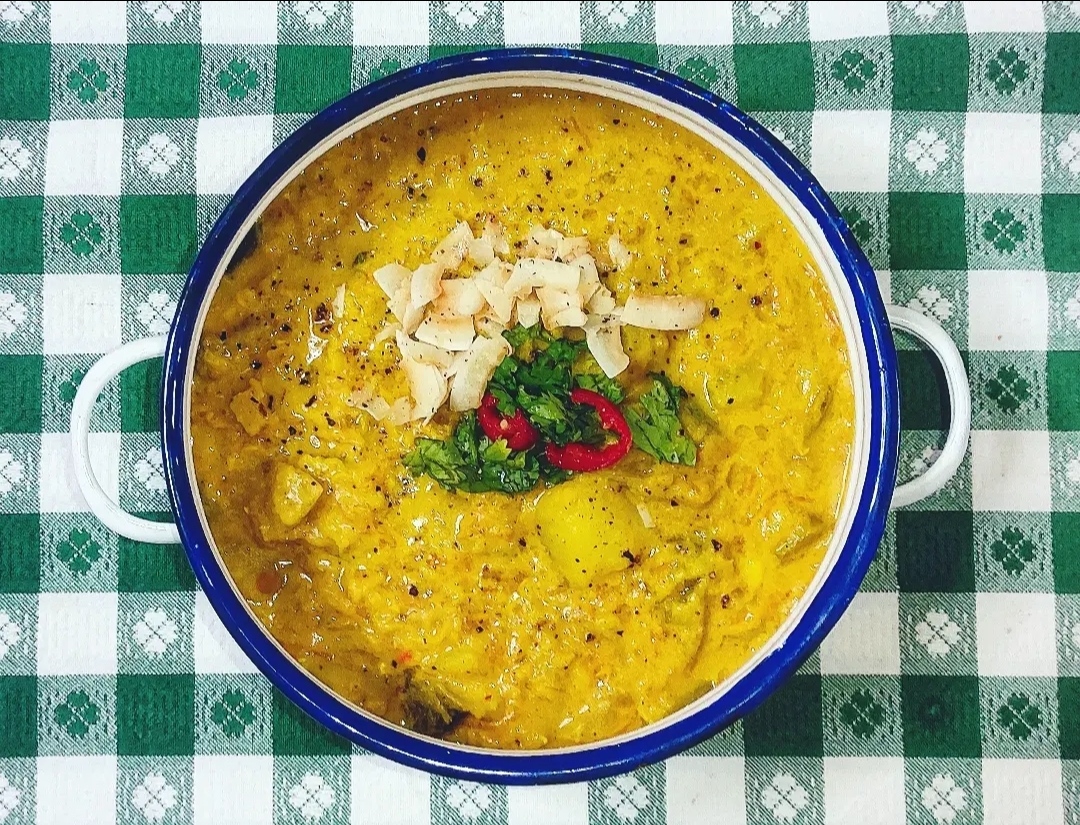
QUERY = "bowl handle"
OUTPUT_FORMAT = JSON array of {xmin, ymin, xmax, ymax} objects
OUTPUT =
[
  {"xmin": 70, "ymin": 336, "xmax": 181, "ymax": 544},
  {"xmin": 887, "ymin": 305, "xmax": 972, "ymax": 508}
]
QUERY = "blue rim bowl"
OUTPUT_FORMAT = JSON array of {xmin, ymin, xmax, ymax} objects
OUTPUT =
[{"xmin": 163, "ymin": 48, "xmax": 899, "ymax": 784}]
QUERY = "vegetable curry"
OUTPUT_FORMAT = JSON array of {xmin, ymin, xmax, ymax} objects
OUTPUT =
[{"xmin": 190, "ymin": 88, "xmax": 854, "ymax": 748}]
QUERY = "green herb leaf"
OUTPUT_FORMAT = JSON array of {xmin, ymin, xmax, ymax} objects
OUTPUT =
[
  {"xmin": 575, "ymin": 370, "xmax": 626, "ymax": 404},
  {"xmin": 625, "ymin": 374, "xmax": 697, "ymax": 465},
  {"xmin": 403, "ymin": 413, "xmax": 540, "ymax": 494}
]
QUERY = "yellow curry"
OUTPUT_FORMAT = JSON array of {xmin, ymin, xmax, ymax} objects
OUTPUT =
[{"xmin": 191, "ymin": 89, "xmax": 854, "ymax": 748}]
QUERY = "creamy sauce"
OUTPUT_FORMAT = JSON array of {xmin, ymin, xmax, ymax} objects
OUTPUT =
[{"xmin": 190, "ymin": 89, "xmax": 854, "ymax": 748}]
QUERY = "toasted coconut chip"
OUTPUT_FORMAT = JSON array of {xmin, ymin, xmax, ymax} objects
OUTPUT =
[
  {"xmin": 431, "ymin": 221, "xmax": 473, "ymax": 270},
  {"xmin": 575, "ymin": 254, "xmax": 602, "ymax": 303},
  {"xmin": 474, "ymin": 259, "xmax": 511, "ymax": 285},
  {"xmin": 450, "ymin": 335, "xmax": 513, "ymax": 412},
  {"xmin": 373, "ymin": 262, "xmax": 411, "ymax": 299},
  {"xmin": 475, "ymin": 279, "xmax": 514, "ymax": 324},
  {"xmin": 587, "ymin": 284, "xmax": 617, "ymax": 315},
  {"xmin": 537, "ymin": 286, "xmax": 586, "ymax": 329},
  {"xmin": 434, "ymin": 278, "xmax": 486, "ymax": 317},
  {"xmin": 555, "ymin": 235, "xmax": 590, "ymax": 263},
  {"xmin": 622, "ymin": 294, "xmax": 707, "ymax": 330},
  {"xmin": 585, "ymin": 315, "xmax": 630, "ymax": 378},
  {"xmin": 401, "ymin": 358, "xmax": 448, "ymax": 421},
  {"xmin": 332, "ymin": 283, "xmax": 346, "ymax": 318},
  {"xmin": 636, "ymin": 503, "xmax": 654, "ymax": 528},
  {"xmin": 387, "ymin": 282, "xmax": 410, "ymax": 323},
  {"xmin": 410, "ymin": 262, "xmax": 443, "ymax": 309},
  {"xmin": 608, "ymin": 233, "xmax": 632, "ymax": 270},
  {"xmin": 506, "ymin": 258, "xmax": 581, "ymax": 298},
  {"xmin": 445, "ymin": 349, "xmax": 470, "ymax": 378},
  {"xmin": 396, "ymin": 331, "xmax": 454, "ymax": 370},
  {"xmin": 387, "ymin": 397, "xmax": 413, "ymax": 425},
  {"xmin": 414, "ymin": 312, "xmax": 476, "ymax": 352},
  {"xmin": 522, "ymin": 225, "xmax": 563, "ymax": 260},
  {"xmin": 516, "ymin": 296, "xmax": 542, "ymax": 328},
  {"xmin": 400, "ymin": 296, "xmax": 426, "ymax": 335},
  {"xmin": 374, "ymin": 321, "xmax": 400, "ymax": 344},
  {"xmin": 481, "ymin": 218, "xmax": 510, "ymax": 255},
  {"xmin": 475, "ymin": 311, "xmax": 508, "ymax": 338},
  {"xmin": 346, "ymin": 388, "xmax": 391, "ymax": 421},
  {"xmin": 467, "ymin": 235, "xmax": 495, "ymax": 267}
]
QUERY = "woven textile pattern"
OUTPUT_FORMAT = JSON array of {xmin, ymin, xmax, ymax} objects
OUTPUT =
[{"xmin": 1, "ymin": 1, "xmax": 1079, "ymax": 823}]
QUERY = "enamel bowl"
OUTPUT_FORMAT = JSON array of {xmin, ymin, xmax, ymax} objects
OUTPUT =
[{"xmin": 71, "ymin": 49, "xmax": 970, "ymax": 784}]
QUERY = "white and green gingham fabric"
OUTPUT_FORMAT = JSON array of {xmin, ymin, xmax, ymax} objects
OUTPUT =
[{"xmin": 2, "ymin": 1, "xmax": 1080, "ymax": 823}]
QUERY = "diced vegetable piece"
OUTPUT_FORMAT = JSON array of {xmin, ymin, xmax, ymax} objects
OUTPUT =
[
  {"xmin": 229, "ymin": 380, "xmax": 269, "ymax": 436},
  {"xmin": 272, "ymin": 463, "xmax": 324, "ymax": 527},
  {"xmin": 534, "ymin": 475, "xmax": 643, "ymax": 587}
]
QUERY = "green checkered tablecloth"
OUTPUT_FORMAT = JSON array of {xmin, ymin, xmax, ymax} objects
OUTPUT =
[{"xmin": 1, "ymin": 0, "xmax": 1080, "ymax": 823}]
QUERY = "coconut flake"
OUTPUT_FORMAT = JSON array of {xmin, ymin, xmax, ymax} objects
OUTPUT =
[
  {"xmin": 505, "ymin": 258, "xmax": 581, "ymax": 298},
  {"xmin": 396, "ymin": 331, "xmax": 454, "ymax": 370},
  {"xmin": 414, "ymin": 312, "xmax": 476, "ymax": 352},
  {"xmin": 481, "ymin": 218, "xmax": 510, "ymax": 255},
  {"xmin": 575, "ymin": 254, "xmax": 602, "ymax": 303},
  {"xmin": 537, "ymin": 286, "xmax": 586, "ymax": 329},
  {"xmin": 555, "ymin": 235, "xmax": 590, "ymax": 263},
  {"xmin": 332, "ymin": 283, "xmax": 346, "ymax": 318},
  {"xmin": 587, "ymin": 284, "xmax": 617, "ymax": 315},
  {"xmin": 373, "ymin": 263, "xmax": 411, "ymax": 299},
  {"xmin": 401, "ymin": 358, "xmax": 448, "ymax": 421},
  {"xmin": 431, "ymin": 221, "xmax": 473, "ymax": 270},
  {"xmin": 434, "ymin": 278, "xmax": 486, "ymax": 317},
  {"xmin": 585, "ymin": 315, "xmax": 630, "ymax": 378},
  {"xmin": 515, "ymin": 296, "xmax": 542, "ymax": 328},
  {"xmin": 467, "ymin": 235, "xmax": 495, "ymax": 267},
  {"xmin": 475, "ymin": 279, "xmax": 514, "ymax": 324},
  {"xmin": 608, "ymin": 233, "xmax": 632, "ymax": 270},
  {"xmin": 374, "ymin": 322, "xmax": 400, "ymax": 344},
  {"xmin": 523, "ymin": 225, "xmax": 563, "ymax": 259},
  {"xmin": 387, "ymin": 397, "xmax": 413, "ymax": 425},
  {"xmin": 410, "ymin": 263, "xmax": 443, "ymax": 309},
  {"xmin": 622, "ymin": 294, "xmax": 707, "ymax": 330},
  {"xmin": 475, "ymin": 315, "xmax": 507, "ymax": 339},
  {"xmin": 636, "ymin": 503, "xmax": 654, "ymax": 528},
  {"xmin": 346, "ymin": 388, "xmax": 391, "ymax": 421},
  {"xmin": 450, "ymin": 335, "xmax": 512, "ymax": 412}
]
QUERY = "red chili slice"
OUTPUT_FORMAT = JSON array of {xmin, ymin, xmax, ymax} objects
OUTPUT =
[
  {"xmin": 545, "ymin": 388, "xmax": 633, "ymax": 472},
  {"xmin": 477, "ymin": 393, "xmax": 539, "ymax": 451}
]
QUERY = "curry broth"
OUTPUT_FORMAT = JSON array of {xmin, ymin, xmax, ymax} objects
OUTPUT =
[{"xmin": 190, "ymin": 88, "xmax": 854, "ymax": 748}]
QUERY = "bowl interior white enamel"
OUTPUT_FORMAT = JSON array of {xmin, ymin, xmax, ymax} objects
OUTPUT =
[{"xmin": 183, "ymin": 71, "xmax": 873, "ymax": 755}]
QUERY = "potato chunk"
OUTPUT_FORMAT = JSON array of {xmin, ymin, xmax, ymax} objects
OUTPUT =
[
  {"xmin": 229, "ymin": 380, "xmax": 269, "ymax": 436},
  {"xmin": 535, "ymin": 475, "xmax": 644, "ymax": 587},
  {"xmin": 272, "ymin": 463, "xmax": 324, "ymax": 527}
]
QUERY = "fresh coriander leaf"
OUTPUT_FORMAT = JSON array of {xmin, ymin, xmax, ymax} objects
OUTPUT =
[
  {"xmin": 403, "ymin": 438, "xmax": 471, "ymax": 489},
  {"xmin": 575, "ymin": 370, "xmax": 625, "ymax": 404},
  {"xmin": 625, "ymin": 374, "xmax": 697, "ymax": 465},
  {"xmin": 502, "ymin": 324, "xmax": 539, "ymax": 351}
]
